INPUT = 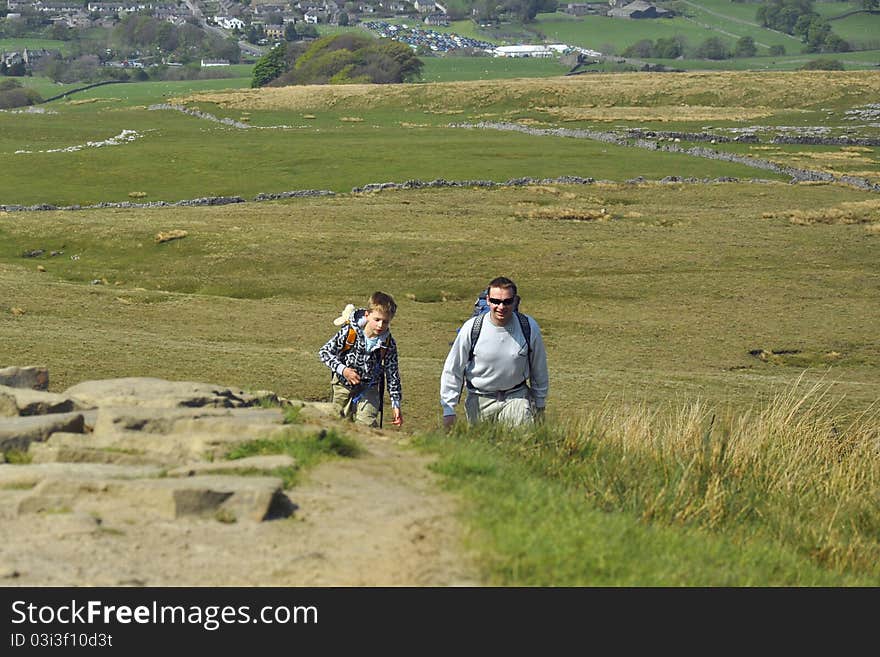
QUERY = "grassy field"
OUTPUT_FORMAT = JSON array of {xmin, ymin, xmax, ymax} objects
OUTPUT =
[
  {"xmin": 3, "ymin": 71, "xmax": 879, "ymax": 206},
  {"xmin": 0, "ymin": 37, "xmax": 71, "ymax": 54},
  {"xmin": 418, "ymin": 55, "xmax": 571, "ymax": 82},
  {"xmin": 2, "ymin": 70, "xmax": 879, "ymax": 585}
]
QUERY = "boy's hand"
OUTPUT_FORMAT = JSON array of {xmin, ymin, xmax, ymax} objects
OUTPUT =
[
  {"xmin": 342, "ymin": 367, "xmax": 361, "ymax": 385},
  {"xmin": 391, "ymin": 408, "xmax": 403, "ymax": 427}
]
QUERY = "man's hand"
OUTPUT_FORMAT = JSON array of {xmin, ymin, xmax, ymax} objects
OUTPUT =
[
  {"xmin": 442, "ymin": 414, "xmax": 456, "ymax": 432},
  {"xmin": 534, "ymin": 407, "xmax": 546, "ymax": 424},
  {"xmin": 391, "ymin": 408, "xmax": 403, "ymax": 427},
  {"xmin": 342, "ymin": 367, "xmax": 361, "ymax": 385}
]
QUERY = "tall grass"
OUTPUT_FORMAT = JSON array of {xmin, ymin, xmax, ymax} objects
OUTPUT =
[{"xmin": 425, "ymin": 377, "xmax": 880, "ymax": 583}]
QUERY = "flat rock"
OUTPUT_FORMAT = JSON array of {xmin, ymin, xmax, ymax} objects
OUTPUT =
[
  {"xmin": 92, "ymin": 406, "xmax": 285, "ymax": 436},
  {"xmin": 17, "ymin": 474, "xmax": 293, "ymax": 522},
  {"xmin": 167, "ymin": 454, "xmax": 296, "ymax": 477},
  {"xmin": 0, "ymin": 385, "xmax": 75, "ymax": 417},
  {"xmin": 64, "ymin": 377, "xmax": 271, "ymax": 410},
  {"xmin": 0, "ymin": 366, "xmax": 49, "ymax": 391},
  {"xmin": 0, "ymin": 462, "xmax": 164, "ymax": 489},
  {"xmin": 0, "ymin": 412, "xmax": 85, "ymax": 452}
]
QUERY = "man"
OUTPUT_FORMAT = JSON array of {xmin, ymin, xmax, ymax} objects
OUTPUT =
[{"xmin": 440, "ymin": 277, "xmax": 548, "ymax": 429}]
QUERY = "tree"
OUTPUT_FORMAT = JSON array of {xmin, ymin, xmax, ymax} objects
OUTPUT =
[
  {"xmin": 734, "ymin": 36, "xmax": 757, "ymax": 57},
  {"xmin": 756, "ymin": 0, "xmax": 815, "ymax": 34},
  {"xmin": 694, "ymin": 37, "xmax": 729, "ymax": 60},
  {"xmin": 276, "ymin": 33, "xmax": 424, "ymax": 85},
  {"xmin": 800, "ymin": 58, "xmax": 843, "ymax": 70},
  {"xmin": 768, "ymin": 44, "xmax": 786, "ymax": 56},
  {"xmin": 654, "ymin": 37, "xmax": 684, "ymax": 59},
  {"xmin": 284, "ymin": 22, "xmax": 297, "ymax": 41},
  {"xmin": 622, "ymin": 39, "xmax": 654, "ymax": 58},
  {"xmin": 337, "ymin": 12, "xmax": 349, "ymax": 26},
  {"xmin": 251, "ymin": 42, "xmax": 288, "ymax": 87},
  {"xmin": 0, "ymin": 78, "xmax": 43, "ymax": 109}
]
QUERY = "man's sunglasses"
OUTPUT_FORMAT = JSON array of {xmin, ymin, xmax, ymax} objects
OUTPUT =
[{"xmin": 488, "ymin": 297, "xmax": 515, "ymax": 307}]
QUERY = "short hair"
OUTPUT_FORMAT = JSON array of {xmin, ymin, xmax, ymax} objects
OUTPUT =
[
  {"xmin": 368, "ymin": 291, "xmax": 397, "ymax": 318},
  {"xmin": 487, "ymin": 276, "xmax": 517, "ymax": 298}
]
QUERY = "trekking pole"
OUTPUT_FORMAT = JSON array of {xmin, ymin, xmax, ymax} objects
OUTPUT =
[{"xmin": 378, "ymin": 367, "xmax": 385, "ymax": 429}]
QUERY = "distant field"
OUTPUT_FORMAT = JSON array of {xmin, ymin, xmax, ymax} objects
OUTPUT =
[
  {"xmin": 828, "ymin": 12, "xmax": 880, "ymax": 49},
  {"xmin": 0, "ymin": 37, "xmax": 70, "ymax": 54},
  {"xmin": 419, "ymin": 55, "xmax": 570, "ymax": 81},
  {"xmin": 2, "ymin": 71, "xmax": 878, "ymax": 206}
]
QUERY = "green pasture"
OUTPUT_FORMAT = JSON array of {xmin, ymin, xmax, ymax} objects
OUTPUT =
[
  {"xmin": 0, "ymin": 37, "xmax": 71, "ymax": 54},
  {"xmin": 0, "ymin": 100, "xmax": 792, "ymax": 207},
  {"xmin": 640, "ymin": 49, "xmax": 880, "ymax": 70},
  {"xmin": 419, "ymin": 55, "xmax": 570, "ymax": 81},
  {"xmin": 828, "ymin": 12, "xmax": 880, "ymax": 49},
  {"xmin": 530, "ymin": 13, "xmax": 747, "ymax": 54}
]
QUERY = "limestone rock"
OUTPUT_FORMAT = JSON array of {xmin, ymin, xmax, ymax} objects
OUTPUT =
[
  {"xmin": 17, "ymin": 474, "xmax": 293, "ymax": 522},
  {"xmin": 167, "ymin": 454, "xmax": 296, "ymax": 477},
  {"xmin": 0, "ymin": 385, "xmax": 75, "ymax": 417},
  {"xmin": 0, "ymin": 412, "xmax": 86, "ymax": 452},
  {"xmin": 64, "ymin": 377, "xmax": 270, "ymax": 409},
  {"xmin": 0, "ymin": 366, "xmax": 49, "ymax": 391}
]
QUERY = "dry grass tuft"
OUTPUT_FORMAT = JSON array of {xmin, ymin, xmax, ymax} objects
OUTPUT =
[
  {"xmin": 155, "ymin": 229, "xmax": 189, "ymax": 244},
  {"xmin": 775, "ymin": 199, "xmax": 880, "ymax": 226},
  {"xmin": 520, "ymin": 206, "xmax": 611, "ymax": 222}
]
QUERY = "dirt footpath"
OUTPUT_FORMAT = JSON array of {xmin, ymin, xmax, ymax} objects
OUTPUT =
[{"xmin": 1, "ymin": 429, "xmax": 481, "ymax": 587}]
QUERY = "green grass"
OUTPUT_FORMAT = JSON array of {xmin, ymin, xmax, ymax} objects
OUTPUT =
[
  {"xmin": 827, "ymin": 12, "xmax": 880, "ymax": 49},
  {"xmin": 419, "ymin": 55, "xmax": 570, "ymax": 82},
  {"xmin": 0, "ymin": 37, "xmax": 72, "ymax": 54},
  {"xmin": 224, "ymin": 428, "xmax": 361, "ymax": 487},
  {"xmin": 0, "ymin": 103, "xmax": 789, "ymax": 207},
  {"xmin": 417, "ymin": 409, "xmax": 876, "ymax": 585}
]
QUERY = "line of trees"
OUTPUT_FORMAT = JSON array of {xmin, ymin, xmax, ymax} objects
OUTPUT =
[
  {"xmin": 622, "ymin": 35, "xmax": 763, "ymax": 60},
  {"xmin": 756, "ymin": 0, "xmax": 850, "ymax": 53}
]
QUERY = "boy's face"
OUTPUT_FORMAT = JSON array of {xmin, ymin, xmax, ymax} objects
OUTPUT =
[{"xmin": 364, "ymin": 309, "xmax": 392, "ymax": 338}]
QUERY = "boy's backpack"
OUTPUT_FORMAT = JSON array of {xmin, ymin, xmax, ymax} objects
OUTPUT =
[
  {"xmin": 333, "ymin": 303, "xmax": 358, "ymax": 354},
  {"xmin": 466, "ymin": 289, "xmax": 531, "ymax": 365}
]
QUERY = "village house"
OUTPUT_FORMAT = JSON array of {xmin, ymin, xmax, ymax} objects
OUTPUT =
[
  {"xmin": 562, "ymin": 2, "xmax": 608, "ymax": 15},
  {"xmin": 607, "ymin": 0, "xmax": 670, "ymax": 19}
]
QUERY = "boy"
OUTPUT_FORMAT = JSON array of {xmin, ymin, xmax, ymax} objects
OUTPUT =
[{"xmin": 318, "ymin": 291, "xmax": 403, "ymax": 428}]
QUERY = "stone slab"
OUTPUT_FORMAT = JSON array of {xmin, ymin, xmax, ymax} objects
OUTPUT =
[
  {"xmin": 0, "ymin": 413, "xmax": 85, "ymax": 452},
  {"xmin": 64, "ymin": 377, "xmax": 271, "ymax": 410},
  {"xmin": 17, "ymin": 474, "xmax": 292, "ymax": 522},
  {"xmin": 0, "ymin": 385, "xmax": 75, "ymax": 417},
  {"xmin": 167, "ymin": 454, "xmax": 296, "ymax": 477}
]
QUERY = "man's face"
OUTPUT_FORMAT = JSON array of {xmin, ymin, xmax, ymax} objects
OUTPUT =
[
  {"xmin": 487, "ymin": 286, "xmax": 515, "ymax": 325},
  {"xmin": 364, "ymin": 309, "xmax": 391, "ymax": 338}
]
